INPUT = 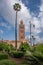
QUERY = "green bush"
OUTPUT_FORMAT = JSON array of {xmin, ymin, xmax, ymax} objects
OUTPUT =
[
  {"xmin": 4, "ymin": 44, "xmax": 15, "ymax": 53},
  {"xmin": 0, "ymin": 42, "xmax": 4, "ymax": 51},
  {"xmin": 24, "ymin": 52, "xmax": 43, "ymax": 65},
  {"xmin": 19, "ymin": 42, "xmax": 30, "ymax": 52},
  {"xmin": 0, "ymin": 42, "xmax": 10, "ymax": 52},
  {"xmin": 0, "ymin": 42, "xmax": 15, "ymax": 53},
  {"xmin": 0, "ymin": 60, "xmax": 16, "ymax": 65},
  {"xmin": 35, "ymin": 44, "xmax": 43, "ymax": 54},
  {"xmin": 9, "ymin": 44, "xmax": 15, "ymax": 50},
  {"xmin": 32, "ymin": 52, "xmax": 43, "ymax": 61},
  {"xmin": 0, "ymin": 53, "xmax": 8, "ymax": 60},
  {"xmin": 11, "ymin": 51, "xmax": 24, "ymax": 58}
]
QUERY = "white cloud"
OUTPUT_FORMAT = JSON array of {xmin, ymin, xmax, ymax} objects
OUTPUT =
[
  {"xmin": 0, "ymin": 30, "xmax": 3, "ymax": 34},
  {"xmin": 0, "ymin": 0, "xmax": 43, "ymax": 43},
  {"xmin": 39, "ymin": 37, "xmax": 43, "ymax": 43},
  {"xmin": 40, "ymin": 0, "xmax": 43, "ymax": 12},
  {"xmin": 0, "ymin": 0, "xmax": 31, "ymax": 26},
  {"xmin": 0, "ymin": 22, "xmax": 11, "ymax": 30},
  {"xmin": 36, "ymin": 0, "xmax": 43, "ymax": 43}
]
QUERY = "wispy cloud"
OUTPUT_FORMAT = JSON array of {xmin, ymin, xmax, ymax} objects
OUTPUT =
[
  {"xmin": 0, "ymin": 0, "xmax": 43, "ymax": 43},
  {"xmin": 0, "ymin": 22, "xmax": 11, "ymax": 30},
  {"xmin": 0, "ymin": 30, "xmax": 3, "ymax": 34}
]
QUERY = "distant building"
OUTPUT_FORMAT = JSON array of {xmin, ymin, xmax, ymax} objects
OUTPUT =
[{"xmin": 0, "ymin": 20, "xmax": 29, "ymax": 49}]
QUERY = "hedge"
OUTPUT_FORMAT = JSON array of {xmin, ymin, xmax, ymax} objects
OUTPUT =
[
  {"xmin": 0, "ymin": 53, "xmax": 8, "ymax": 60},
  {"xmin": 11, "ymin": 51, "xmax": 24, "ymax": 58}
]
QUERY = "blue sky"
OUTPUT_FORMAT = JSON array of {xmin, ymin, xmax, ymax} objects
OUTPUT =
[
  {"xmin": 0, "ymin": 16, "xmax": 15, "ymax": 40},
  {"xmin": 0, "ymin": 0, "xmax": 43, "ymax": 43},
  {"xmin": 21, "ymin": 0, "xmax": 41, "ymax": 17}
]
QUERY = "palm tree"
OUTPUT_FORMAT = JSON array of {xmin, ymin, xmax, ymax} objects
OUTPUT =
[{"xmin": 13, "ymin": 3, "xmax": 21, "ymax": 50}]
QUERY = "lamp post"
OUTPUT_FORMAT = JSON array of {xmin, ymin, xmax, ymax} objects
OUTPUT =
[
  {"xmin": 32, "ymin": 35, "xmax": 35, "ymax": 46},
  {"xmin": 33, "ymin": 24, "xmax": 35, "ymax": 46},
  {"xmin": 29, "ymin": 21, "xmax": 32, "ymax": 45},
  {"xmin": 29, "ymin": 21, "xmax": 35, "ymax": 46},
  {"xmin": 13, "ymin": 3, "xmax": 21, "ymax": 50}
]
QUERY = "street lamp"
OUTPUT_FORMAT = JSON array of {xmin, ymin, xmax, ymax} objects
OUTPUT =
[
  {"xmin": 29, "ymin": 21, "xmax": 32, "ymax": 45},
  {"xmin": 29, "ymin": 21, "xmax": 35, "ymax": 46},
  {"xmin": 32, "ymin": 35, "xmax": 35, "ymax": 46}
]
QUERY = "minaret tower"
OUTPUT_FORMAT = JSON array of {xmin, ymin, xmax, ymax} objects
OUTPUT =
[{"xmin": 19, "ymin": 20, "xmax": 25, "ymax": 42}]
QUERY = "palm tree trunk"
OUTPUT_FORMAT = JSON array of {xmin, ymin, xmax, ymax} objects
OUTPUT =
[{"xmin": 15, "ymin": 11, "xmax": 17, "ymax": 50}]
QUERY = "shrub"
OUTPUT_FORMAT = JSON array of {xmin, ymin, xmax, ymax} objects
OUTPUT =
[
  {"xmin": 0, "ymin": 42, "xmax": 4, "ymax": 51},
  {"xmin": 0, "ymin": 60, "xmax": 16, "ymax": 65},
  {"xmin": 24, "ymin": 52, "xmax": 43, "ymax": 65},
  {"xmin": 11, "ymin": 51, "xmax": 24, "ymax": 58},
  {"xmin": 19, "ymin": 42, "xmax": 30, "ymax": 52},
  {"xmin": 4, "ymin": 44, "xmax": 15, "ymax": 53},
  {"xmin": 32, "ymin": 52, "xmax": 43, "ymax": 62},
  {"xmin": 0, "ymin": 42, "xmax": 10, "ymax": 52},
  {"xmin": 35, "ymin": 44, "xmax": 43, "ymax": 54},
  {"xmin": 0, "ymin": 53, "xmax": 8, "ymax": 60},
  {"xmin": 9, "ymin": 44, "xmax": 15, "ymax": 50},
  {"xmin": 0, "ymin": 42, "xmax": 15, "ymax": 53}
]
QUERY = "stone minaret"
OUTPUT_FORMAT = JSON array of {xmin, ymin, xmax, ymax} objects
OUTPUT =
[{"xmin": 19, "ymin": 20, "xmax": 25, "ymax": 42}]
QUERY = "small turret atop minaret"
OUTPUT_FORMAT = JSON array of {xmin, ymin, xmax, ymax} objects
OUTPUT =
[{"xmin": 19, "ymin": 20, "xmax": 25, "ymax": 42}]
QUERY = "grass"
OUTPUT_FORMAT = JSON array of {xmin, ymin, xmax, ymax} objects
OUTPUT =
[
  {"xmin": 0, "ymin": 60, "xmax": 16, "ymax": 65},
  {"xmin": 0, "ymin": 42, "xmax": 43, "ymax": 65}
]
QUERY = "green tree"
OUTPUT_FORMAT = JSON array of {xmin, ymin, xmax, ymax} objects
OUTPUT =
[
  {"xmin": 19, "ymin": 42, "xmax": 30, "ymax": 52},
  {"xmin": 13, "ymin": 3, "xmax": 21, "ymax": 50}
]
